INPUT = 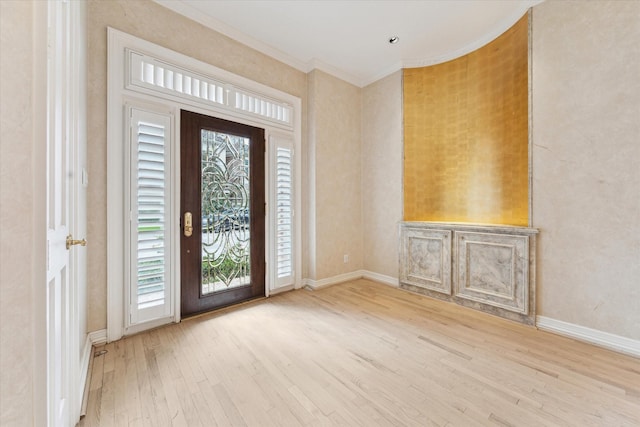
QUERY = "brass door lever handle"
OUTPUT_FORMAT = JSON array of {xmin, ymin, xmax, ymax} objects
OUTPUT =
[
  {"xmin": 66, "ymin": 235, "xmax": 87, "ymax": 250},
  {"xmin": 184, "ymin": 212, "xmax": 193, "ymax": 237}
]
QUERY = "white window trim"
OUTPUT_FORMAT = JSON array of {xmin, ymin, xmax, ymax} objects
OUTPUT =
[
  {"xmin": 107, "ymin": 28, "xmax": 302, "ymax": 342},
  {"xmin": 126, "ymin": 50, "xmax": 294, "ymax": 128}
]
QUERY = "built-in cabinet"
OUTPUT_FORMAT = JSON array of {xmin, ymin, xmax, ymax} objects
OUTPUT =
[{"xmin": 400, "ymin": 222, "xmax": 538, "ymax": 325}]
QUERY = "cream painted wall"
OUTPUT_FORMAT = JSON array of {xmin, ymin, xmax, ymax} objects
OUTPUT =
[
  {"xmin": 532, "ymin": 0, "xmax": 640, "ymax": 340},
  {"xmin": 2, "ymin": 1, "xmax": 637, "ymax": 424},
  {"xmin": 87, "ymin": 0, "xmax": 307, "ymax": 331},
  {"xmin": 307, "ymin": 70, "xmax": 363, "ymax": 279},
  {"xmin": 362, "ymin": 71, "xmax": 403, "ymax": 279},
  {"xmin": 85, "ymin": 0, "xmax": 640, "ymax": 345},
  {"xmin": 0, "ymin": 3, "xmax": 35, "ymax": 423}
]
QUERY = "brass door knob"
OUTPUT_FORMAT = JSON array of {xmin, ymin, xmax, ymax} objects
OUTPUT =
[{"xmin": 66, "ymin": 235, "xmax": 87, "ymax": 250}]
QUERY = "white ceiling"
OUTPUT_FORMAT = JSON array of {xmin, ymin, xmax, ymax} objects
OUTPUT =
[{"xmin": 155, "ymin": 0, "xmax": 542, "ymax": 87}]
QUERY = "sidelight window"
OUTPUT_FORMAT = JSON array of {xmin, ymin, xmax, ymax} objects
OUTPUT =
[
  {"xmin": 127, "ymin": 108, "xmax": 173, "ymax": 324},
  {"xmin": 270, "ymin": 135, "xmax": 295, "ymax": 289}
]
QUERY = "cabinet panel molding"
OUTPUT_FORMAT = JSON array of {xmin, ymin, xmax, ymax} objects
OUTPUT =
[
  {"xmin": 400, "ymin": 227, "xmax": 452, "ymax": 295},
  {"xmin": 455, "ymin": 231, "xmax": 529, "ymax": 314},
  {"xmin": 399, "ymin": 222, "xmax": 538, "ymax": 325}
]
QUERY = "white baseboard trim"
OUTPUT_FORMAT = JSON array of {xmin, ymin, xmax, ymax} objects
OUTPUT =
[
  {"xmin": 536, "ymin": 316, "xmax": 640, "ymax": 358},
  {"xmin": 88, "ymin": 329, "xmax": 108, "ymax": 346},
  {"xmin": 304, "ymin": 271, "xmax": 363, "ymax": 290},
  {"xmin": 304, "ymin": 270, "xmax": 399, "ymax": 290},
  {"xmin": 362, "ymin": 270, "xmax": 399, "ymax": 288}
]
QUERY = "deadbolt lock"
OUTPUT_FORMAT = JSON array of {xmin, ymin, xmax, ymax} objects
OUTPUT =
[{"xmin": 184, "ymin": 212, "xmax": 193, "ymax": 237}]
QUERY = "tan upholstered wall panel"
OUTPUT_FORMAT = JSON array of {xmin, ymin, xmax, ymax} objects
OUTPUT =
[{"xmin": 404, "ymin": 15, "xmax": 529, "ymax": 226}]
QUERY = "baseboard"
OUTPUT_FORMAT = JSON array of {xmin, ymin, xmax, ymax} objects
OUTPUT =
[
  {"xmin": 361, "ymin": 270, "xmax": 399, "ymax": 288},
  {"xmin": 88, "ymin": 329, "xmax": 108, "ymax": 346},
  {"xmin": 303, "ymin": 271, "xmax": 364, "ymax": 290},
  {"xmin": 304, "ymin": 270, "xmax": 399, "ymax": 290},
  {"xmin": 536, "ymin": 316, "xmax": 640, "ymax": 358}
]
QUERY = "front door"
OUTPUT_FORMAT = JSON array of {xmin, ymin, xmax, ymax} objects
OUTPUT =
[{"xmin": 180, "ymin": 110, "xmax": 265, "ymax": 317}]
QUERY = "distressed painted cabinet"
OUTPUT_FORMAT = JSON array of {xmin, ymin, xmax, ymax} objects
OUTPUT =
[{"xmin": 400, "ymin": 222, "xmax": 538, "ymax": 325}]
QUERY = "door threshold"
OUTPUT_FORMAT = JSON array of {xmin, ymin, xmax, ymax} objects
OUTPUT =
[{"xmin": 181, "ymin": 295, "xmax": 267, "ymax": 321}]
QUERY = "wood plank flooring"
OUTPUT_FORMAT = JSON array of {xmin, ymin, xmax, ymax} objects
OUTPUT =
[{"xmin": 78, "ymin": 279, "xmax": 640, "ymax": 426}]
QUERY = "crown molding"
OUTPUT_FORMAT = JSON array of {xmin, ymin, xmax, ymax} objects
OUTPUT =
[
  {"xmin": 401, "ymin": 4, "xmax": 536, "ymax": 70},
  {"xmin": 153, "ymin": 1, "xmax": 367, "ymax": 87},
  {"xmin": 153, "ymin": 0, "xmax": 310, "ymax": 72},
  {"xmin": 153, "ymin": 1, "xmax": 542, "ymax": 88},
  {"xmin": 307, "ymin": 58, "xmax": 364, "ymax": 87}
]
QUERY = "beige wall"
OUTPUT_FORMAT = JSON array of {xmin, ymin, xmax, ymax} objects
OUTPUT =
[
  {"xmin": 82, "ymin": 0, "xmax": 640, "ymax": 344},
  {"xmin": 3, "ymin": 1, "xmax": 638, "ymax": 424},
  {"xmin": 0, "ymin": 1, "xmax": 43, "ymax": 424},
  {"xmin": 361, "ymin": 71, "xmax": 403, "ymax": 278},
  {"xmin": 87, "ymin": 0, "xmax": 307, "ymax": 331},
  {"xmin": 532, "ymin": 0, "xmax": 640, "ymax": 339},
  {"xmin": 307, "ymin": 70, "xmax": 363, "ymax": 279}
]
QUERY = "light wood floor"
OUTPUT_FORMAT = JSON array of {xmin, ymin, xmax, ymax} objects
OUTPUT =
[{"xmin": 79, "ymin": 279, "xmax": 640, "ymax": 426}]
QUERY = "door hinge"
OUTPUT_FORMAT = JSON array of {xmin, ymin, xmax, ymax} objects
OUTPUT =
[{"xmin": 46, "ymin": 239, "xmax": 50, "ymax": 272}]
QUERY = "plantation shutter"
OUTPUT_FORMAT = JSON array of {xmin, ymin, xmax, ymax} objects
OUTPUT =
[
  {"xmin": 129, "ymin": 108, "xmax": 172, "ymax": 324},
  {"xmin": 270, "ymin": 135, "xmax": 295, "ymax": 289}
]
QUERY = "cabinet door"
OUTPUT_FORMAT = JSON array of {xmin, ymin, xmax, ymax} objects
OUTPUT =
[
  {"xmin": 454, "ymin": 231, "xmax": 529, "ymax": 314},
  {"xmin": 400, "ymin": 226, "xmax": 452, "ymax": 295}
]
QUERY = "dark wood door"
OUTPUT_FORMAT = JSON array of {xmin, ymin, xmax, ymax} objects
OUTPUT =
[{"xmin": 180, "ymin": 110, "xmax": 265, "ymax": 317}]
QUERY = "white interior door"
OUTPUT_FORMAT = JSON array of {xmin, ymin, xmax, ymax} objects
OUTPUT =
[
  {"xmin": 45, "ymin": 1, "xmax": 86, "ymax": 425},
  {"xmin": 46, "ymin": 0, "xmax": 70, "ymax": 418}
]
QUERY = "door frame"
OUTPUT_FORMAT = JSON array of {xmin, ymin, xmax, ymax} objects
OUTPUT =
[{"xmin": 107, "ymin": 29, "xmax": 302, "ymax": 341}]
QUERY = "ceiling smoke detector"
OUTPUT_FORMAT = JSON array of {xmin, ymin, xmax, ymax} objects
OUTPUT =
[{"xmin": 388, "ymin": 36, "xmax": 400, "ymax": 45}]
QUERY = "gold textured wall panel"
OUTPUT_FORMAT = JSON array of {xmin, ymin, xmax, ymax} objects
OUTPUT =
[{"xmin": 404, "ymin": 15, "xmax": 529, "ymax": 226}]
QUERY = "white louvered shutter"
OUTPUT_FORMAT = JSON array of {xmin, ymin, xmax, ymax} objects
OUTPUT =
[
  {"xmin": 270, "ymin": 135, "xmax": 295, "ymax": 289},
  {"xmin": 129, "ymin": 108, "xmax": 172, "ymax": 324}
]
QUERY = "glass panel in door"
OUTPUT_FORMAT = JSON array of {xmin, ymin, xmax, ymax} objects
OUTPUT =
[{"xmin": 201, "ymin": 130, "xmax": 251, "ymax": 294}]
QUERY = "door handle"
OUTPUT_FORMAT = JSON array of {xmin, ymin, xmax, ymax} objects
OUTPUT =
[
  {"xmin": 66, "ymin": 235, "xmax": 87, "ymax": 250},
  {"xmin": 184, "ymin": 212, "xmax": 193, "ymax": 237}
]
